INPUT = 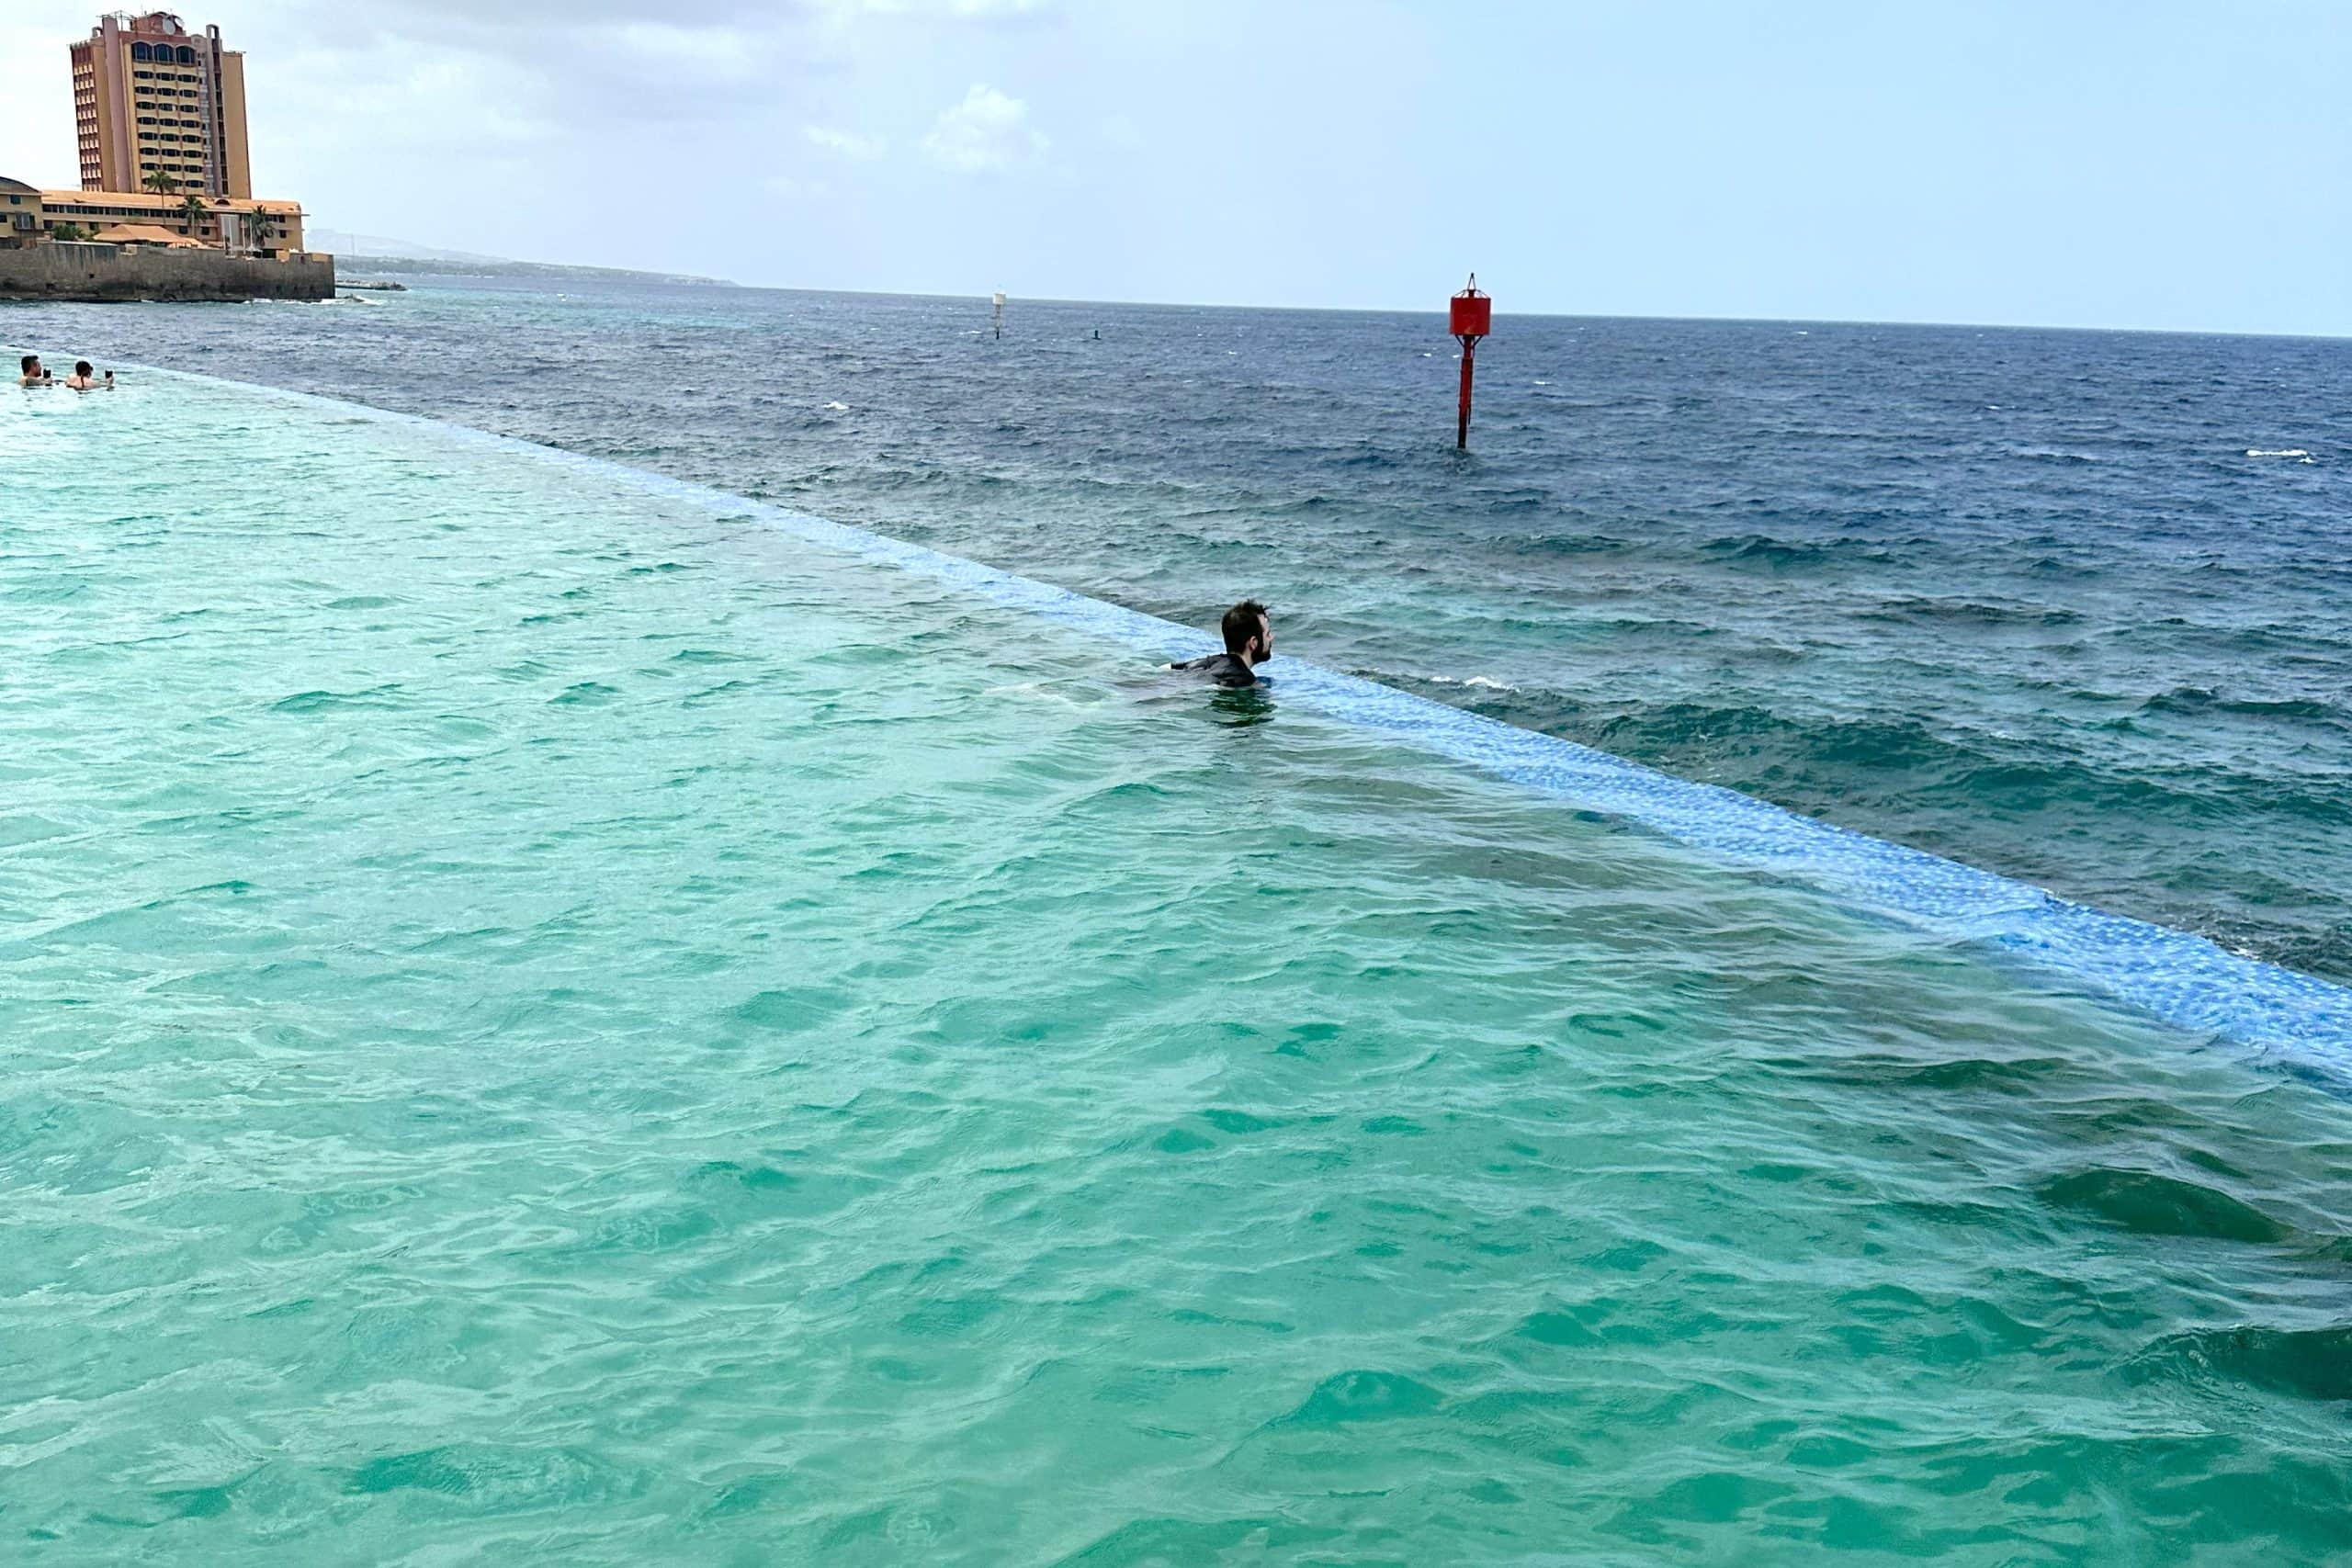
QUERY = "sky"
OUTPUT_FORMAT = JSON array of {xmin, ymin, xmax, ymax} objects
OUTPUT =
[{"xmin": 2, "ymin": 1, "xmax": 2346, "ymax": 333}]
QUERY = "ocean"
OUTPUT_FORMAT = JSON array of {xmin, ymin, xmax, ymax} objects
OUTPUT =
[{"xmin": 4, "ymin": 286, "xmax": 2350, "ymax": 1563}]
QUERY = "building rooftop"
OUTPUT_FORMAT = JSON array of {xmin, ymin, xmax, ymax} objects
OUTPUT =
[
  {"xmin": 90, "ymin": 222, "xmax": 206, "ymax": 247},
  {"xmin": 98, "ymin": 12, "xmax": 191, "ymax": 39},
  {"xmin": 41, "ymin": 188, "xmax": 301, "ymax": 214}
]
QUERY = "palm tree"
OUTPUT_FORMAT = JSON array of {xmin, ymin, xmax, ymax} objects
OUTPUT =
[
  {"xmin": 141, "ymin": 167, "xmax": 177, "ymax": 196},
  {"xmin": 51, "ymin": 221, "xmax": 90, "ymax": 243},
  {"xmin": 179, "ymin": 192, "xmax": 209, "ymax": 243}
]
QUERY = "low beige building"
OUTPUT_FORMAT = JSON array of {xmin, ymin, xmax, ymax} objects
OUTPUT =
[
  {"xmin": 1, "ymin": 177, "xmax": 43, "ymax": 248},
  {"xmin": 1, "ymin": 180, "xmax": 306, "ymax": 256}
]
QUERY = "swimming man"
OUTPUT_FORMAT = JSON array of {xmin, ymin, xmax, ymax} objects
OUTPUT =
[
  {"xmin": 1172, "ymin": 600, "xmax": 1273, "ymax": 687},
  {"xmin": 19, "ymin": 355, "xmax": 51, "ymax": 388}
]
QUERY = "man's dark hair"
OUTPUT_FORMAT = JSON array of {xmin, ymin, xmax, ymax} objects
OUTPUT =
[
  {"xmin": 19, "ymin": 355, "xmax": 36, "ymax": 374},
  {"xmin": 74, "ymin": 362, "xmax": 93, "ymax": 377},
  {"xmin": 1220, "ymin": 599, "xmax": 1270, "ymax": 655}
]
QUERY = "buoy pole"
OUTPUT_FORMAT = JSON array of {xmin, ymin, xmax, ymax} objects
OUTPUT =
[
  {"xmin": 1448, "ymin": 274, "xmax": 1491, "ymax": 451},
  {"xmin": 1456, "ymin": 336, "xmax": 1477, "ymax": 450},
  {"xmin": 992, "ymin": 290, "xmax": 1006, "ymax": 341}
]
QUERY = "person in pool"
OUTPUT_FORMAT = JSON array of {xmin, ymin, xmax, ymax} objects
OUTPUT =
[
  {"xmin": 1172, "ymin": 600, "xmax": 1274, "ymax": 687},
  {"xmin": 19, "ymin": 355, "xmax": 52, "ymax": 388},
  {"xmin": 63, "ymin": 362, "xmax": 111, "ymax": 390}
]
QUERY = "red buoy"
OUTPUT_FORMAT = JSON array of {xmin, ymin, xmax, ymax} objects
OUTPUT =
[{"xmin": 1451, "ymin": 275, "xmax": 1490, "ymax": 450}]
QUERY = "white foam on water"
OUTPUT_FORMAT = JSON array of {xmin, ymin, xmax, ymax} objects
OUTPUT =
[
  {"xmin": 1380, "ymin": 668, "xmax": 1519, "ymax": 694},
  {"xmin": 981, "ymin": 681, "xmax": 1083, "ymax": 705}
]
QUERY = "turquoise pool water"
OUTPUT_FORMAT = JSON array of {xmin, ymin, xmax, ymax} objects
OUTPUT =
[{"xmin": 4, "ymin": 375, "xmax": 2349, "ymax": 1563}]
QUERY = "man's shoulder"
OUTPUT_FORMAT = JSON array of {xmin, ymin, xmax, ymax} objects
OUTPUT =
[{"xmin": 1171, "ymin": 652, "xmax": 1259, "ymax": 687}]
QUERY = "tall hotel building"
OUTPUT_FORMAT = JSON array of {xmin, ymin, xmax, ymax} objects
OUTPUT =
[{"xmin": 70, "ymin": 11, "xmax": 252, "ymax": 200}]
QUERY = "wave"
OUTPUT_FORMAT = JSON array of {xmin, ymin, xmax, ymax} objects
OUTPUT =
[
  {"xmin": 2138, "ymin": 687, "xmax": 2346, "ymax": 725},
  {"xmin": 1550, "ymin": 694, "xmax": 2352, "ymax": 845},
  {"xmin": 2132, "ymin": 1323, "xmax": 2352, "ymax": 1403},
  {"xmin": 1695, "ymin": 533, "xmax": 1905, "ymax": 570},
  {"xmin": 1863, "ymin": 596, "xmax": 2086, "ymax": 630},
  {"xmin": 1508, "ymin": 532, "xmax": 1634, "ymax": 558},
  {"xmin": 2036, "ymin": 1167, "xmax": 2289, "ymax": 1244},
  {"xmin": 1363, "ymin": 667, "xmax": 1521, "ymax": 697}
]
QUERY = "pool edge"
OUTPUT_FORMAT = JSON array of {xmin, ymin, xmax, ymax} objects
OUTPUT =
[{"xmin": 64, "ymin": 358, "xmax": 2352, "ymax": 1082}]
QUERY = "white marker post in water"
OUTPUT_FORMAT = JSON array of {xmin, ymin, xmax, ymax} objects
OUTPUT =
[{"xmin": 993, "ymin": 290, "xmax": 1007, "ymax": 341}]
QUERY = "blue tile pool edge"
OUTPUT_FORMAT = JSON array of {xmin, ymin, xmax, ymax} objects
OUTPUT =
[{"xmin": 52, "ymin": 361, "xmax": 2352, "ymax": 1082}]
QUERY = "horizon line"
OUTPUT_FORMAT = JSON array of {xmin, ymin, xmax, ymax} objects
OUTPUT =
[{"xmin": 345, "ymin": 262, "xmax": 2352, "ymax": 344}]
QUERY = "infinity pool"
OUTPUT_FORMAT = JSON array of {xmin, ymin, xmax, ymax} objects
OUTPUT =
[{"xmin": 4, "ymin": 374, "xmax": 2348, "ymax": 1563}]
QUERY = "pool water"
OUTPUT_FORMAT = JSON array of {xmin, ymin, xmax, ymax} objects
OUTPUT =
[{"xmin": 4, "ymin": 375, "xmax": 2349, "ymax": 1563}]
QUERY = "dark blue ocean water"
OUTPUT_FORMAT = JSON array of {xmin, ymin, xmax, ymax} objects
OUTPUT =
[{"xmin": 15, "ymin": 280, "xmax": 2349, "ymax": 978}]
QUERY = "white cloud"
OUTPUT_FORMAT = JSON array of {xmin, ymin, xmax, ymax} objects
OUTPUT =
[
  {"xmin": 805, "ymin": 126, "xmax": 888, "ymax": 161},
  {"xmin": 270, "ymin": 5, "xmax": 799, "ymax": 129},
  {"xmin": 922, "ymin": 85, "xmax": 1047, "ymax": 174},
  {"xmin": 271, "ymin": 40, "xmax": 558, "ymax": 155}
]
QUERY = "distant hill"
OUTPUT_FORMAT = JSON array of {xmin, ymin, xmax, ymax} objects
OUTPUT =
[
  {"xmin": 311, "ymin": 228, "xmax": 731, "ymax": 288},
  {"xmin": 309, "ymin": 230, "xmax": 504, "ymax": 265}
]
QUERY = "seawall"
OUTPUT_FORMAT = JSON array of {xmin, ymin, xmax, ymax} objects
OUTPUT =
[{"xmin": 0, "ymin": 244, "xmax": 334, "ymax": 303}]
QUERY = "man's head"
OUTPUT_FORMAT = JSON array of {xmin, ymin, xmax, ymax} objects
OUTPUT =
[
  {"xmin": 74, "ymin": 362, "xmax": 93, "ymax": 378},
  {"xmin": 1220, "ymin": 599, "xmax": 1272, "ymax": 665},
  {"xmin": 20, "ymin": 355, "xmax": 40, "ymax": 377}
]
